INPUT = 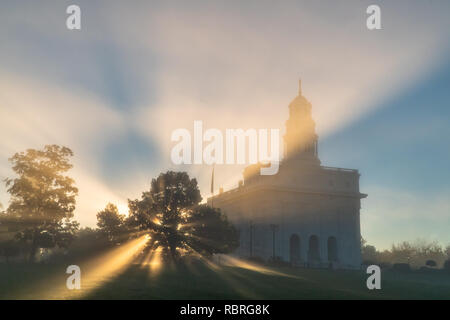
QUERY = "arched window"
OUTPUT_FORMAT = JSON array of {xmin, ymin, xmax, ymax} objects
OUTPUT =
[
  {"xmin": 308, "ymin": 235, "xmax": 320, "ymax": 262},
  {"xmin": 289, "ymin": 234, "xmax": 301, "ymax": 264},
  {"xmin": 327, "ymin": 236, "xmax": 338, "ymax": 262}
]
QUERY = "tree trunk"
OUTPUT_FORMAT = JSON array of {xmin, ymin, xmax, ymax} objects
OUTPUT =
[
  {"xmin": 169, "ymin": 244, "xmax": 178, "ymax": 262},
  {"xmin": 28, "ymin": 230, "xmax": 38, "ymax": 263}
]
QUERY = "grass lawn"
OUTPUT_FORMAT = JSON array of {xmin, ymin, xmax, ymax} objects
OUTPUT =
[{"xmin": 0, "ymin": 259, "xmax": 449, "ymax": 299}]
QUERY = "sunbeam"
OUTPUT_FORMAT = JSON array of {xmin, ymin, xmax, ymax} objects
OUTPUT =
[
  {"xmin": 12, "ymin": 235, "xmax": 148, "ymax": 299},
  {"xmin": 218, "ymin": 255, "xmax": 305, "ymax": 280}
]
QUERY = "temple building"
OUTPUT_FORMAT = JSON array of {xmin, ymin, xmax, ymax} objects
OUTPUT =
[{"xmin": 207, "ymin": 81, "xmax": 367, "ymax": 269}]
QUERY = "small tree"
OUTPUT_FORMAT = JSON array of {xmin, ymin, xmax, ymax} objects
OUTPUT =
[
  {"xmin": 361, "ymin": 244, "xmax": 378, "ymax": 264},
  {"xmin": 97, "ymin": 203, "xmax": 127, "ymax": 244},
  {"xmin": 5, "ymin": 145, "xmax": 79, "ymax": 262},
  {"xmin": 390, "ymin": 241, "xmax": 415, "ymax": 264}
]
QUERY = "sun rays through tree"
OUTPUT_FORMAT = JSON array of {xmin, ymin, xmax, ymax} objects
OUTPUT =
[{"xmin": 126, "ymin": 171, "xmax": 239, "ymax": 262}]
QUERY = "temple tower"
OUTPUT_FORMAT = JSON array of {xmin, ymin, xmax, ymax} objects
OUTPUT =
[{"xmin": 283, "ymin": 80, "xmax": 320, "ymax": 165}]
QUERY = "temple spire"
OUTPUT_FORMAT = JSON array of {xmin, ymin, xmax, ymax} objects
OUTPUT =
[{"xmin": 284, "ymin": 80, "xmax": 320, "ymax": 165}]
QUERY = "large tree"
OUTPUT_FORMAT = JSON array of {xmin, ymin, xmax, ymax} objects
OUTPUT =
[
  {"xmin": 127, "ymin": 171, "xmax": 238, "ymax": 260},
  {"xmin": 4, "ymin": 145, "xmax": 79, "ymax": 261}
]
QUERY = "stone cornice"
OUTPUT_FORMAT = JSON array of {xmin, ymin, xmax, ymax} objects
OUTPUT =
[{"xmin": 208, "ymin": 184, "xmax": 367, "ymax": 206}]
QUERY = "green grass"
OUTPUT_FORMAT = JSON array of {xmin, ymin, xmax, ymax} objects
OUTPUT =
[{"xmin": 0, "ymin": 260, "xmax": 449, "ymax": 299}]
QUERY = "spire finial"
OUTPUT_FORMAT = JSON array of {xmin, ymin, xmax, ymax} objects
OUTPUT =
[{"xmin": 298, "ymin": 79, "xmax": 302, "ymax": 95}]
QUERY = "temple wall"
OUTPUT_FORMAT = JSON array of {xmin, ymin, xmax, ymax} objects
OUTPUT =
[{"xmin": 210, "ymin": 178, "xmax": 363, "ymax": 269}]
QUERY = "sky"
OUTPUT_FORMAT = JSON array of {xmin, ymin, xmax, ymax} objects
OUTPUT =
[{"xmin": 0, "ymin": 0, "xmax": 449, "ymax": 249}]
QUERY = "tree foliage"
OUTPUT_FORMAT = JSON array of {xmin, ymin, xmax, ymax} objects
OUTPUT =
[
  {"xmin": 362, "ymin": 238, "xmax": 449, "ymax": 269},
  {"xmin": 186, "ymin": 205, "xmax": 239, "ymax": 257},
  {"xmin": 128, "ymin": 171, "xmax": 238, "ymax": 260},
  {"xmin": 96, "ymin": 203, "xmax": 127, "ymax": 244},
  {"xmin": 4, "ymin": 145, "xmax": 79, "ymax": 261}
]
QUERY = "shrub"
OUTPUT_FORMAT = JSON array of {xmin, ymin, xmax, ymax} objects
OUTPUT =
[
  {"xmin": 378, "ymin": 262, "xmax": 392, "ymax": 269},
  {"xmin": 425, "ymin": 260, "xmax": 437, "ymax": 267}
]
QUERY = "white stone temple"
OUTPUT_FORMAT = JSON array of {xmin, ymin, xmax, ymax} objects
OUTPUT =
[{"xmin": 207, "ymin": 81, "xmax": 367, "ymax": 269}]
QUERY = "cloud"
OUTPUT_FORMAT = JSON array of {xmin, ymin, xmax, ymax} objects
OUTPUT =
[
  {"xmin": 130, "ymin": 0, "xmax": 450, "ymax": 195},
  {"xmin": 133, "ymin": 0, "xmax": 450, "ymax": 137},
  {"xmin": 0, "ymin": 72, "xmax": 130, "ymax": 225}
]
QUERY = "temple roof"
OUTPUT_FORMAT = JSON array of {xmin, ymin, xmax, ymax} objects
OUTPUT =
[{"xmin": 288, "ymin": 79, "xmax": 311, "ymax": 108}]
